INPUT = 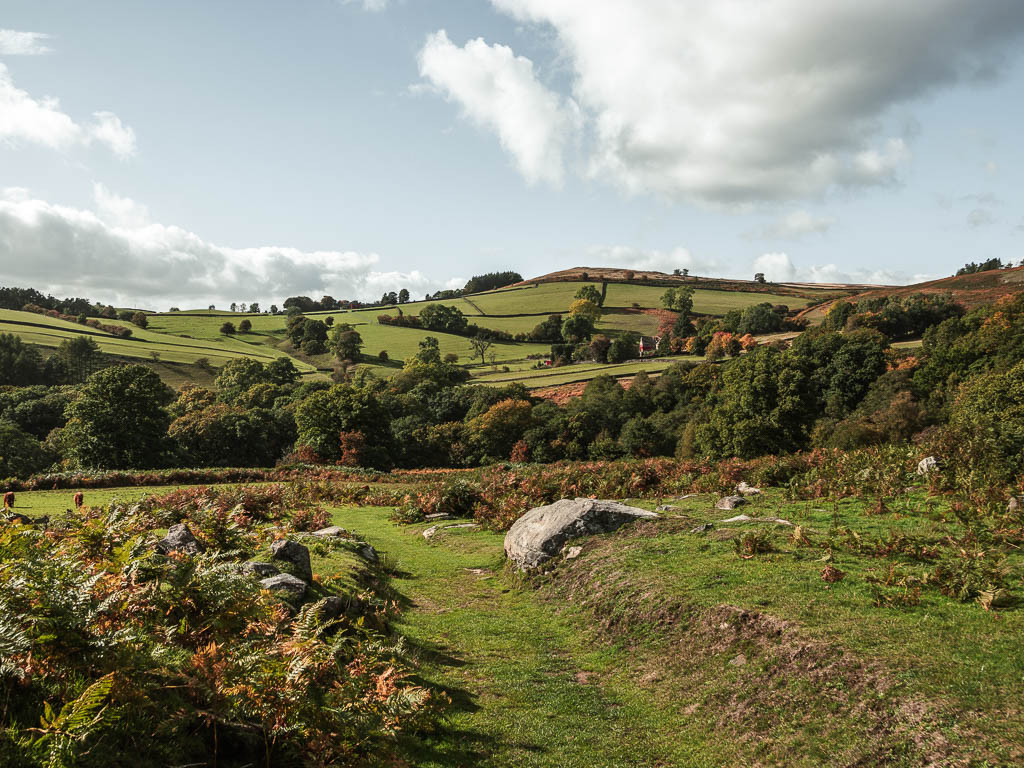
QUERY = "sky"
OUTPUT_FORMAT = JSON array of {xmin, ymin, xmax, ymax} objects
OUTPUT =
[{"xmin": 1, "ymin": 0, "xmax": 1023, "ymax": 310}]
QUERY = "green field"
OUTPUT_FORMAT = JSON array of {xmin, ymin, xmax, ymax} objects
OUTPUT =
[
  {"xmin": 472, "ymin": 357, "xmax": 699, "ymax": 388},
  {"xmin": 1, "ymin": 308, "xmax": 315, "ymax": 371},
  {"xmin": 6, "ymin": 277, "xmax": 838, "ymax": 390}
]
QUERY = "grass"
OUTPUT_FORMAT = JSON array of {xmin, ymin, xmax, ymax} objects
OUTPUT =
[
  {"xmin": 0, "ymin": 277, "xmax": 857, "ymax": 390},
  {"xmin": 472, "ymin": 357, "xmax": 699, "ymax": 388},
  {"xmin": 541, "ymin": 489, "xmax": 1024, "ymax": 763},
  {"xmin": 6, "ymin": 484, "xmax": 201, "ymax": 516},
  {"xmin": 9, "ymin": 475, "xmax": 1022, "ymax": 764},
  {"xmin": 1, "ymin": 308, "xmax": 313, "ymax": 370},
  {"xmin": 328, "ymin": 505, "xmax": 724, "ymax": 767}
]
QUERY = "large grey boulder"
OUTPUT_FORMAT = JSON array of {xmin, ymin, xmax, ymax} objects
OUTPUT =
[
  {"xmin": 504, "ymin": 498, "xmax": 658, "ymax": 570},
  {"xmin": 270, "ymin": 539, "xmax": 313, "ymax": 582},
  {"xmin": 259, "ymin": 572, "xmax": 307, "ymax": 600},
  {"xmin": 156, "ymin": 523, "xmax": 205, "ymax": 555}
]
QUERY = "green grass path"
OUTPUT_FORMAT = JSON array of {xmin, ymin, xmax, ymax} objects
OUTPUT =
[{"xmin": 330, "ymin": 506, "xmax": 713, "ymax": 768}]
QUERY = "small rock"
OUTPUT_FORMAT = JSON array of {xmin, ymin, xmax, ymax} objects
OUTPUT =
[
  {"xmin": 721, "ymin": 514, "xmax": 793, "ymax": 526},
  {"xmin": 917, "ymin": 456, "xmax": 940, "ymax": 476},
  {"xmin": 1008, "ymin": 496, "xmax": 1021, "ymax": 514},
  {"xmin": 156, "ymin": 523, "xmax": 205, "ymax": 555},
  {"xmin": 729, "ymin": 653, "xmax": 747, "ymax": 667},
  {"xmin": 424, "ymin": 513, "xmax": 453, "ymax": 521},
  {"xmin": 240, "ymin": 561, "xmax": 279, "ymax": 578},
  {"xmin": 5, "ymin": 513, "xmax": 33, "ymax": 526},
  {"xmin": 444, "ymin": 523, "xmax": 478, "ymax": 530},
  {"xmin": 312, "ymin": 526, "xmax": 346, "ymax": 538},
  {"xmin": 270, "ymin": 539, "xmax": 313, "ymax": 582},
  {"xmin": 563, "ymin": 546, "xmax": 583, "ymax": 560},
  {"xmin": 722, "ymin": 514, "xmax": 753, "ymax": 523},
  {"xmin": 690, "ymin": 522, "xmax": 715, "ymax": 534},
  {"xmin": 656, "ymin": 504, "xmax": 678, "ymax": 511},
  {"xmin": 672, "ymin": 494, "xmax": 698, "ymax": 501},
  {"xmin": 715, "ymin": 495, "xmax": 747, "ymax": 510},
  {"xmin": 316, "ymin": 595, "xmax": 346, "ymax": 622},
  {"xmin": 356, "ymin": 544, "xmax": 379, "ymax": 563},
  {"xmin": 259, "ymin": 573, "xmax": 307, "ymax": 600},
  {"xmin": 736, "ymin": 482, "xmax": 761, "ymax": 496}
]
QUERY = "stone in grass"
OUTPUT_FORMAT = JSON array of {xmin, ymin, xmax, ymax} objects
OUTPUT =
[
  {"xmin": 240, "ymin": 561, "xmax": 279, "ymax": 578},
  {"xmin": 715, "ymin": 495, "xmax": 747, "ymax": 511},
  {"xmin": 736, "ymin": 482, "xmax": 761, "ymax": 496},
  {"xmin": 270, "ymin": 539, "xmax": 313, "ymax": 582},
  {"xmin": 156, "ymin": 523, "xmax": 206, "ymax": 555},
  {"xmin": 656, "ymin": 504, "xmax": 678, "ymax": 511},
  {"xmin": 720, "ymin": 514, "xmax": 793, "ymax": 526},
  {"xmin": 312, "ymin": 526, "xmax": 347, "ymax": 538},
  {"xmin": 690, "ymin": 522, "xmax": 715, "ymax": 534},
  {"xmin": 563, "ymin": 546, "xmax": 583, "ymax": 560},
  {"xmin": 1008, "ymin": 496, "xmax": 1021, "ymax": 515},
  {"xmin": 917, "ymin": 456, "xmax": 940, "ymax": 476},
  {"xmin": 504, "ymin": 498, "xmax": 658, "ymax": 570},
  {"xmin": 424, "ymin": 513, "xmax": 453, "ymax": 521},
  {"xmin": 317, "ymin": 596, "xmax": 347, "ymax": 622},
  {"xmin": 259, "ymin": 572, "xmax": 307, "ymax": 600},
  {"xmin": 357, "ymin": 544, "xmax": 379, "ymax": 563}
]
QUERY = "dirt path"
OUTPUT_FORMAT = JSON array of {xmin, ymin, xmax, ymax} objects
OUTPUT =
[{"xmin": 331, "ymin": 506, "xmax": 709, "ymax": 768}]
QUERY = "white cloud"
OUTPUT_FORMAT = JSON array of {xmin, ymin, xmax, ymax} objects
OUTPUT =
[
  {"xmin": 753, "ymin": 252, "xmax": 928, "ymax": 285},
  {"xmin": 583, "ymin": 244, "xmax": 927, "ymax": 286},
  {"xmin": 0, "ymin": 30, "xmax": 51, "ymax": 56},
  {"xmin": 0, "ymin": 188, "xmax": 449, "ymax": 308},
  {"xmin": 341, "ymin": 0, "xmax": 389, "ymax": 10},
  {"xmin": 476, "ymin": 0, "xmax": 1024, "ymax": 203},
  {"xmin": 749, "ymin": 210, "xmax": 836, "ymax": 240},
  {"xmin": 88, "ymin": 111, "xmax": 137, "ymax": 159},
  {"xmin": 585, "ymin": 244, "xmax": 724, "ymax": 277},
  {"xmin": 418, "ymin": 30, "xmax": 580, "ymax": 186},
  {"xmin": 0, "ymin": 63, "xmax": 136, "ymax": 157}
]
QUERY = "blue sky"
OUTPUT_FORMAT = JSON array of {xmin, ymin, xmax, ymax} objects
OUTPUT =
[{"xmin": 1, "ymin": 0, "xmax": 1023, "ymax": 308}]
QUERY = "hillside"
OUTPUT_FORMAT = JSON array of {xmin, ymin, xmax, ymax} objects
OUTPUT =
[
  {"xmin": 799, "ymin": 264, "xmax": 1024, "ymax": 322},
  {"xmin": 6, "ymin": 266, "xmax": 1021, "ymax": 392}
]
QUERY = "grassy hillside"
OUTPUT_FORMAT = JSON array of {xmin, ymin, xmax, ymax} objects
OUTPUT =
[{"xmin": 0, "ymin": 271, "xmax": 882, "ymax": 390}]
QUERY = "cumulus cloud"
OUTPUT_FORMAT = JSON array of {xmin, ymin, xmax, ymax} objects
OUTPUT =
[
  {"xmin": 464, "ymin": 0, "xmax": 1024, "ymax": 203},
  {"xmin": 582, "ymin": 244, "xmax": 927, "ymax": 286},
  {"xmin": 752, "ymin": 252, "xmax": 928, "ymax": 286},
  {"xmin": 585, "ymin": 244, "xmax": 724, "ymax": 277},
  {"xmin": 0, "ymin": 30, "xmax": 52, "ymax": 55},
  {"xmin": 417, "ymin": 30, "xmax": 580, "ymax": 186},
  {"xmin": 0, "ymin": 63, "xmax": 136, "ymax": 157},
  {"xmin": 0, "ymin": 187, "xmax": 447, "ymax": 308}
]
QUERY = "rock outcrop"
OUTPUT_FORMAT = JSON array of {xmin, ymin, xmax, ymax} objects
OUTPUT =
[
  {"xmin": 270, "ymin": 539, "xmax": 313, "ymax": 582},
  {"xmin": 504, "ymin": 498, "xmax": 658, "ymax": 570}
]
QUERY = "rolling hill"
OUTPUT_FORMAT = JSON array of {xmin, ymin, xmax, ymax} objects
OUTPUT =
[{"xmin": 12, "ymin": 265, "xmax": 1020, "ymax": 392}]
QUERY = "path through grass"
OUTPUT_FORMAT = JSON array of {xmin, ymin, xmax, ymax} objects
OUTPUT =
[{"xmin": 330, "ymin": 506, "xmax": 717, "ymax": 768}]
